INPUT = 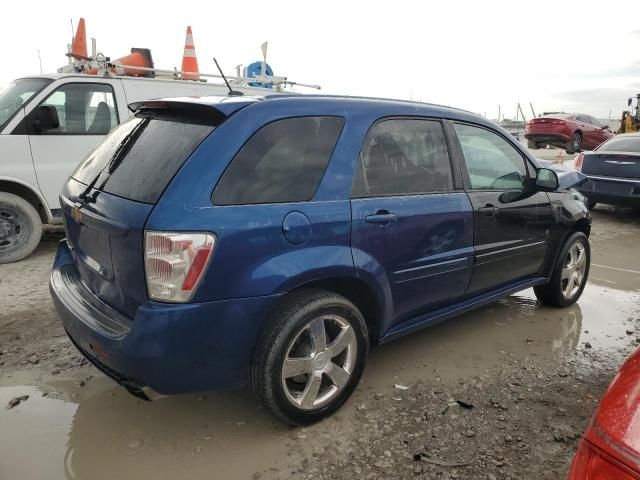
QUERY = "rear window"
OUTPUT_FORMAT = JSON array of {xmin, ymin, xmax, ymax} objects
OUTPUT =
[
  {"xmin": 212, "ymin": 116, "xmax": 344, "ymax": 205},
  {"xmin": 72, "ymin": 112, "xmax": 215, "ymax": 203},
  {"xmin": 598, "ymin": 136, "xmax": 640, "ymax": 153}
]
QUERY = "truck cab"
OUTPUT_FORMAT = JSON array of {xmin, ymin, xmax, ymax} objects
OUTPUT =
[{"xmin": 0, "ymin": 73, "xmax": 274, "ymax": 263}]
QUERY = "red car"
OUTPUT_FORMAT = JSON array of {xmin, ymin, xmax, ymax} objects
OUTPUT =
[
  {"xmin": 525, "ymin": 113, "xmax": 613, "ymax": 153},
  {"xmin": 568, "ymin": 347, "xmax": 640, "ymax": 479}
]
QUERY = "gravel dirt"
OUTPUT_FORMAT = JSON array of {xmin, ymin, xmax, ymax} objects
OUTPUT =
[{"xmin": 1, "ymin": 207, "xmax": 639, "ymax": 480}]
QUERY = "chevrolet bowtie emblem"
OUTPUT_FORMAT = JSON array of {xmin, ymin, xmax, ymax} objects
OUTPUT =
[{"xmin": 71, "ymin": 206, "xmax": 82, "ymax": 223}]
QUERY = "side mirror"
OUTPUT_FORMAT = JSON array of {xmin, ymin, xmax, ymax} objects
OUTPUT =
[
  {"xmin": 30, "ymin": 105, "xmax": 59, "ymax": 133},
  {"xmin": 536, "ymin": 167, "xmax": 559, "ymax": 191}
]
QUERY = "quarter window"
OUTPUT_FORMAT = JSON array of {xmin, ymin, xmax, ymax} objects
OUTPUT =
[
  {"xmin": 454, "ymin": 123, "xmax": 527, "ymax": 190},
  {"xmin": 352, "ymin": 119, "xmax": 453, "ymax": 197},
  {"xmin": 35, "ymin": 83, "xmax": 117, "ymax": 135},
  {"xmin": 212, "ymin": 117, "xmax": 344, "ymax": 205}
]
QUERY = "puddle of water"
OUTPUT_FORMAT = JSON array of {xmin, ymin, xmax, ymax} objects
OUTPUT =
[
  {"xmin": 1, "ymin": 207, "xmax": 638, "ymax": 480},
  {"xmin": 2, "ymin": 282, "xmax": 637, "ymax": 480}
]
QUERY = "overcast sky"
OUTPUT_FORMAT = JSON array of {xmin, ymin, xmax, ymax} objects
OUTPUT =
[{"xmin": 2, "ymin": 0, "xmax": 638, "ymax": 120}]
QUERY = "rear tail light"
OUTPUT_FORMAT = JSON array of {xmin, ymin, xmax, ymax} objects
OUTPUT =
[
  {"xmin": 552, "ymin": 120, "xmax": 566, "ymax": 125},
  {"xmin": 569, "ymin": 439, "xmax": 640, "ymax": 479},
  {"xmin": 144, "ymin": 231, "xmax": 215, "ymax": 302},
  {"xmin": 574, "ymin": 153, "xmax": 584, "ymax": 171}
]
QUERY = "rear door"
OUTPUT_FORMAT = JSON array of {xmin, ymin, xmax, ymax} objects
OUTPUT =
[
  {"xmin": 451, "ymin": 122, "xmax": 553, "ymax": 295},
  {"xmin": 26, "ymin": 80, "xmax": 125, "ymax": 208},
  {"xmin": 350, "ymin": 118, "xmax": 474, "ymax": 326}
]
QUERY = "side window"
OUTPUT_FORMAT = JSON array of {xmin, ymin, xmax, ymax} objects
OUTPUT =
[
  {"xmin": 588, "ymin": 116, "xmax": 602, "ymax": 128},
  {"xmin": 352, "ymin": 119, "xmax": 453, "ymax": 197},
  {"xmin": 453, "ymin": 123, "xmax": 527, "ymax": 190},
  {"xmin": 212, "ymin": 116, "xmax": 344, "ymax": 205},
  {"xmin": 36, "ymin": 83, "xmax": 117, "ymax": 135}
]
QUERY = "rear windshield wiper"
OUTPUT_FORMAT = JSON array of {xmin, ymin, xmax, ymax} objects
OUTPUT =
[{"xmin": 79, "ymin": 117, "xmax": 150, "ymax": 203}]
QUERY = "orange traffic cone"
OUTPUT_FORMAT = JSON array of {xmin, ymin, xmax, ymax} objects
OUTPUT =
[
  {"xmin": 86, "ymin": 48, "xmax": 155, "ymax": 77},
  {"xmin": 181, "ymin": 26, "xmax": 200, "ymax": 80},
  {"xmin": 71, "ymin": 18, "xmax": 88, "ymax": 59}
]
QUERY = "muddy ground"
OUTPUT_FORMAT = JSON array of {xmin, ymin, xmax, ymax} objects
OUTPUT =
[{"xmin": 1, "ymin": 206, "xmax": 639, "ymax": 480}]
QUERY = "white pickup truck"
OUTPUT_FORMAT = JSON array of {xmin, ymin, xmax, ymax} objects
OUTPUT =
[{"xmin": 0, "ymin": 73, "xmax": 272, "ymax": 263}]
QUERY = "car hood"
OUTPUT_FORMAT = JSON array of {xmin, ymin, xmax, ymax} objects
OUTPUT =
[
  {"xmin": 587, "ymin": 347, "xmax": 640, "ymax": 468},
  {"xmin": 536, "ymin": 159, "xmax": 587, "ymax": 190}
]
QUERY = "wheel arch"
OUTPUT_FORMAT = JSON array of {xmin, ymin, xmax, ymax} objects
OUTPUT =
[
  {"xmin": 572, "ymin": 217, "xmax": 591, "ymax": 237},
  {"xmin": 0, "ymin": 177, "xmax": 51, "ymax": 223},
  {"xmin": 273, "ymin": 275, "xmax": 386, "ymax": 346}
]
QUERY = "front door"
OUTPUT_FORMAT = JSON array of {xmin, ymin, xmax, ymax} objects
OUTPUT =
[
  {"xmin": 451, "ymin": 122, "xmax": 554, "ymax": 295},
  {"xmin": 350, "ymin": 118, "xmax": 474, "ymax": 330},
  {"xmin": 27, "ymin": 82, "xmax": 120, "ymax": 208}
]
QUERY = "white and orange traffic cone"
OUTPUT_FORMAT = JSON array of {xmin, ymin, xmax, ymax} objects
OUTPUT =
[
  {"xmin": 181, "ymin": 26, "xmax": 200, "ymax": 80},
  {"xmin": 71, "ymin": 18, "xmax": 88, "ymax": 59}
]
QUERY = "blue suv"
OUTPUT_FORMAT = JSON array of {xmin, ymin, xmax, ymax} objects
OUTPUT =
[{"xmin": 50, "ymin": 95, "xmax": 591, "ymax": 424}]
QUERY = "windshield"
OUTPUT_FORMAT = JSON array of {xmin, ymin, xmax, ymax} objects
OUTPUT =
[
  {"xmin": 0, "ymin": 78, "xmax": 52, "ymax": 131},
  {"xmin": 597, "ymin": 136, "xmax": 640, "ymax": 153}
]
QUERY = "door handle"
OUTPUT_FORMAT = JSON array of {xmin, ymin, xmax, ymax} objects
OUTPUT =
[
  {"xmin": 365, "ymin": 211, "xmax": 398, "ymax": 225},
  {"xmin": 478, "ymin": 204, "xmax": 499, "ymax": 217}
]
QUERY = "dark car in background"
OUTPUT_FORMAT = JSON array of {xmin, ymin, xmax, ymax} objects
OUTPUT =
[
  {"xmin": 50, "ymin": 95, "xmax": 591, "ymax": 425},
  {"xmin": 574, "ymin": 133, "xmax": 640, "ymax": 209},
  {"xmin": 525, "ymin": 113, "xmax": 613, "ymax": 153}
]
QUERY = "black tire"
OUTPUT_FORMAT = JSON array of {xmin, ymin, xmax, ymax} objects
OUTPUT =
[
  {"xmin": 586, "ymin": 199, "xmax": 597, "ymax": 210},
  {"xmin": 534, "ymin": 232, "xmax": 590, "ymax": 307},
  {"xmin": 566, "ymin": 132, "xmax": 582, "ymax": 154},
  {"xmin": 527, "ymin": 139, "xmax": 540, "ymax": 150},
  {"xmin": 0, "ymin": 192, "xmax": 43, "ymax": 264},
  {"xmin": 251, "ymin": 288, "xmax": 369, "ymax": 425}
]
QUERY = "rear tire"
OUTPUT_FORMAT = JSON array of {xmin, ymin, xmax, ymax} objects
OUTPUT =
[
  {"xmin": 586, "ymin": 199, "xmax": 597, "ymax": 210},
  {"xmin": 527, "ymin": 139, "xmax": 540, "ymax": 150},
  {"xmin": 251, "ymin": 289, "xmax": 369, "ymax": 425},
  {"xmin": 0, "ymin": 192, "xmax": 43, "ymax": 264},
  {"xmin": 534, "ymin": 232, "xmax": 590, "ymax": 307},
  {"xmin": 566, "ymin": 132, "xmax": 582, "ymax": 154}
]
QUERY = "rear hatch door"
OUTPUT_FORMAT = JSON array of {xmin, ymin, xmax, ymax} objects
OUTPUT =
[{"xmin": 60, "ymin": 101, "xmax": 235, "ymax": 317}]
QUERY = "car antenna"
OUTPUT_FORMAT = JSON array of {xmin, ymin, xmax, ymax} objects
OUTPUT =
[{"xmin": 213, "ymin": 57, "xmax": 244, "ymax": 96}]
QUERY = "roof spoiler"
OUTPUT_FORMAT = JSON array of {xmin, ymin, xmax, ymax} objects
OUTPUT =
[{"xmin": 128, "ymin": 97, "xmax": 257, "ymax": 117}]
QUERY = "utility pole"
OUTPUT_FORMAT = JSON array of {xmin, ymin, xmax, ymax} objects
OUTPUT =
[
  {"xmin": 529, "ymin": 102, "xmax": 536, "ymax": 119},
  {"xmin": 37, "ymin": 50, "xmax": 43, "ymax": 74}
]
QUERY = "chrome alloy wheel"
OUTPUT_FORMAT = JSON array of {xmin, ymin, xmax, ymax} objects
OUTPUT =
[
  {"xmin": 281, "ymin": 315, "xmax": 357, "ymax": 410},
  {"xmin": 561, "ymin": 241, "xmax": 587, "ymax": 300}
]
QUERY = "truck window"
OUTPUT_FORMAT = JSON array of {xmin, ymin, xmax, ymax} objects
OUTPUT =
[
  {"xmin": 36, "ymin": 83, "xmax": 117, "ymax": 135},
  {"xmin": 0, "ymin": 78, "xmax": 52, "ymax": 131}
]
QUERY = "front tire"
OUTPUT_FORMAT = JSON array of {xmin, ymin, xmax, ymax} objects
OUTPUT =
[
  {"xmin": 534, "ymin": 232, "xmax": 590, "ymax": 307},
  {"xmin": 251, "ymin": 289, "xmax": 369, "ymax": 425},
  {"xmin": 0, "ymin": 192, "xmax": 43, "ymax": 264}
]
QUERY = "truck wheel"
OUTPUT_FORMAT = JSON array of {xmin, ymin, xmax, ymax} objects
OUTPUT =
[
  {"xmin": 0, "ymin": 192, "xmax": 43, "ymax": 264},
  {"xmin": 527, "ymin": 139, "xmax": 539, "ymax": 149},
  {"xmin": 251, "ymin": 289, "xmax": 369, "ymax": 425},
  {"xmin": 534, "ymin": 232, "xmax": 590, "ymax": 307}
]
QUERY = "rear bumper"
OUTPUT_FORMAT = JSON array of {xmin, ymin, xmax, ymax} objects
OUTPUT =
[
  {"xmin": 577, "ymin": 176, "xmax": 640, "ymax": 207},
  {"xmin": 50, "ymin": 240, "xmax": 283, "ymax": 395},
  {"xmin": 524, "ymin": 132, "xmax": 571, "ymax": 143}
]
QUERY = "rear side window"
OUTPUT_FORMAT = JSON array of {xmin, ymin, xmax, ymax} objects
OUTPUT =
[
  {"xmin": 72, "ymin": 113, "xmax": 215, "ymax": 203},
  {"xmin": 352, "ymin": 118, "xmax": 453, "ymax": 197},
  {"xmin": 598, "ymin": 136, "xmax": 640, "ymax": 153},
  {"xmin": 212, "ymin": 117, "xmax": 344, "ymax": 205}
]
